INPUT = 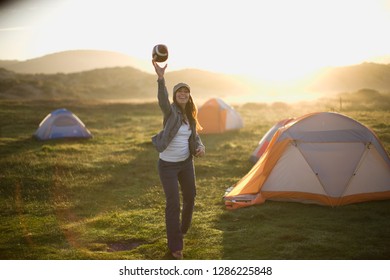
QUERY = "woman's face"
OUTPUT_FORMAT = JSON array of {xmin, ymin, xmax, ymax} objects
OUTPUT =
[{"xmin": 175, "ymin": 87, "xmax": 190, "ymax": 107}]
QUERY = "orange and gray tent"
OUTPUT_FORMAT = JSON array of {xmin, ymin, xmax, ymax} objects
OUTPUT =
[
  {"xmin": 34, "ymin": 108, "xmax": 92, "ymax": 140},
  {"xmin": 250, "ymin": 118, "xmax": 294, "ymax": 163},
  {"xmin": 224, "ymin": 112, "xmax": 390, "ymax": 209},
  {"xmin": 198, "ymin": 98, "xmax": 243, "ymax": 134}
]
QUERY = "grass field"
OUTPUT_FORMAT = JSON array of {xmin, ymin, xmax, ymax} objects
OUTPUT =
[{"xmin": 0, "ymin": 99, "xmax": 389, "ymax": 260}]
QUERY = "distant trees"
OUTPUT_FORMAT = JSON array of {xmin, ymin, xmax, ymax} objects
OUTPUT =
[{"xmin": 338, "ymin": 89, "xmax": 390, "ymax": 111}]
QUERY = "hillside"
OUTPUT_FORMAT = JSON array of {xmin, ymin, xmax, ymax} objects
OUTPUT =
[
  {"xmin": 307, "ymin": 62, "xmax": 390, "ymax": 93},
  {"xmin": 1, "ymin": 50, "xmax": 390, "ymax": 102},
  {"xmin": 0, "ymin": 60, "xmax": 19, "ymax": 68},
  {"xmin": 0, "ymin": 67, "xmax": 251, "ymax": 101},
  {"xmin": 0, "ymin": 50, "xmax": 151, "ymax": 74}
]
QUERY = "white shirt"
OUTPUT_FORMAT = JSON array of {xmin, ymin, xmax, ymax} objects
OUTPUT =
[{"xmin": 159, "ymin": 122, "xmax": 191, "ymax": 162}]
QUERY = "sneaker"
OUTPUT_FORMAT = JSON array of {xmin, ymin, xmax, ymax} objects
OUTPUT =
[{"xmin": 171, "ymin": 251, "xmax": 183, "ymax": 260}]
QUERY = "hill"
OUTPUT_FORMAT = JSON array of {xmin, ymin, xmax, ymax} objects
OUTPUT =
[
  {"xmin": 307, "ymin": 62, "xmax": 390, "ymax": 93},
  {"xmin": 0, "ymin": 67, "xmax": 251, "ymax": 101},
  {"xmin": 0, "ymin": 50, "xmax": 151, "ymax": 74},
  {"xmin": 0, "ymin": 60, "xmax": 20, "ymax": 68},
  {"xmin": 1, "ymin": 50, "xmax": 390, "ymax": 102}
]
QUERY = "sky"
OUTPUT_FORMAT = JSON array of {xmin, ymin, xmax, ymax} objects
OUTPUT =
[{"xmin": 1, "ymin": 0, "xmax": 390, "ymax": 82}]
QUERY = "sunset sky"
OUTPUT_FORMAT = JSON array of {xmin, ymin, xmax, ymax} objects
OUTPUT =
[{"xmin": 1, "ymin": 0, "xmax": 390, "ymax": 82}]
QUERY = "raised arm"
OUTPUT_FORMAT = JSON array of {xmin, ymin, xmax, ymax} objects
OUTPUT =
[{"xmin": 152, "ymin": 60, "xmax": 171, "ymax": 117}]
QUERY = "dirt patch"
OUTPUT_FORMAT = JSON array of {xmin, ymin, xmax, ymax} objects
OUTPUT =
[{"xmin": 107, "ymin": 240, "xmax": 146, "ymax": 252}]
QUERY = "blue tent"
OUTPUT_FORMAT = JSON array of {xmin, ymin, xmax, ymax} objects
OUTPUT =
[{"xmin": 34, "ymin": 108, "xmax": 92, "ymax": 140}]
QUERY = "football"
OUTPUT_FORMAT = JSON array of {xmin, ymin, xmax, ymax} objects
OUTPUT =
[{"xmin": 152, "ymin": 44, "xmax": 168, "ymax": 62}]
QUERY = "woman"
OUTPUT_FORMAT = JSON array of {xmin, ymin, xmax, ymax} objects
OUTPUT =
[{"xmin": 151, "ymin": 60, "xmax": 205, "ymax": 259}]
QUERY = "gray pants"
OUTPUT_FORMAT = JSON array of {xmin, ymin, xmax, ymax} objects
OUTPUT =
[{"xmin": 158, "ymin": 156, "xmax": 196, "ymax": 252}]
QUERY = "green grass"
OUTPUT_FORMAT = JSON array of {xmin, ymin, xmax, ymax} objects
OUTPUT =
[{"xmin": 1, "ymin": 99, "xmax": 390, "ymax": 260}]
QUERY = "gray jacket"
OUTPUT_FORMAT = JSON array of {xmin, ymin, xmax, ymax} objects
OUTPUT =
[{"xmin": 151, "ymin": 78, "xmax": 205, "ymax": 156}]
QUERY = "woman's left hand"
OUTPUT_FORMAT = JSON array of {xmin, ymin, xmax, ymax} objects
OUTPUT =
[{"xmin": 195, "ymin": 146, "xmax": 205, "ymax": 157}]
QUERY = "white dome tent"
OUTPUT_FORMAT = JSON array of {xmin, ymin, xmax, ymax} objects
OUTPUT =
[{"xmin": 225, "ymin": 112, "xmax": 390, "ymax": 209}]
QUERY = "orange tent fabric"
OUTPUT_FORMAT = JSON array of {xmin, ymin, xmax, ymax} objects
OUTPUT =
[
  {"xmin": 249, "ymin": 118, "xmax": 294, "ymax": 163},
  {"xmin": 198, "ymin": 98, "xmax": 243, "ymax": 134}
]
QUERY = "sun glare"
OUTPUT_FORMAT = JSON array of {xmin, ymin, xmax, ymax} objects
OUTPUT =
[{"xmin": 1, "ymin": 0, "xmax": 389, "ymax": 89}]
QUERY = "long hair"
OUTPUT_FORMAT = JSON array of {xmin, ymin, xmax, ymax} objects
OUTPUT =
[{"xmin": 173, "ymin": 92, "xmax": 203, "ymax": 132}]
